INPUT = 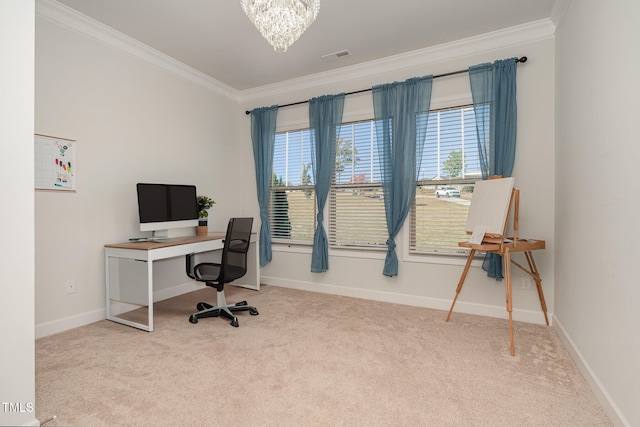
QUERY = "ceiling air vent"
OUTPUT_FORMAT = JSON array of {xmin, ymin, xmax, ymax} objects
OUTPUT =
[{"xmin": 321, "ymin": 49, "xmax": 352, "ymax": 63}]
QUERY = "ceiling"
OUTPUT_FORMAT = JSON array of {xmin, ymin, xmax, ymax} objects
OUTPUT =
[{"xmin": 54, "ymin": 0, "xmax": 558, "ymax": 91}]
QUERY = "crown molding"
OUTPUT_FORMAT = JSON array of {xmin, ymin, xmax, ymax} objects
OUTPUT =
[
  {"xmin": 36, "ymin": 0, "xmax": 240, "ymax": 100},
  {"xmin": 550, "ymin": 0, "xmax": 572, "ymax": 28},
  {"xmin": 36, "ymin": 0, "xmax": 555, "ymax": 107},
  {"xmin": 239, "ymin": 18, "xmax": 556, "ymax": 104}
]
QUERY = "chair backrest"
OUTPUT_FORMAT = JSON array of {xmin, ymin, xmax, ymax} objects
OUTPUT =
[{"xmin": 220, "ymin": 217, "xmax": 253, "ymax": 282}]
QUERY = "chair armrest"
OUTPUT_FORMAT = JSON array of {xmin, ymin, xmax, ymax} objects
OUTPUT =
[{"xmin": 185, "ymin": 253, "xmax": 196, "ymax": 280}]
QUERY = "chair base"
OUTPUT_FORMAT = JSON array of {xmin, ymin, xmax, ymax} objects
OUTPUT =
[{"xmin": 188, "ymin": 289, "xmax": 258, "ymax": 327}]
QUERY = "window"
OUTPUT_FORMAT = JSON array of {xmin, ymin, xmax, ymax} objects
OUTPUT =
[
  {"xmin": 329, "ymin": 121, "xmax": 387, "ymax": 249},
  {"xmin": 270, "ymin": 103, "xmax": 484, "ymax": 256},
  {"xmin": 410, "ymin": 105, "xmax": 482, "ymax": 255},
  {"xmin": 271, "ymin": 130, "xmax": 316, "ymax": 243},
  {"xmin": 270, "ymin": 122, "xmax": 388, "ymax": 248}
]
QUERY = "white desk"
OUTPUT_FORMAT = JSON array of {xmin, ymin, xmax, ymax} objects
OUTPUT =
[{"xmin": 104, "ymin": 233, "xmax": 259, "ymax": 331}]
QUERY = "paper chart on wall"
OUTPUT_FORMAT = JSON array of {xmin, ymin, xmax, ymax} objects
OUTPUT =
[{"xmin": 35, "ymin": 134, "xmax": 76, "ymax": 191}]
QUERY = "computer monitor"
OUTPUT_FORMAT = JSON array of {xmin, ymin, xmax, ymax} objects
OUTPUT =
[{"xmin": 136, "ymin": 183, "xmax": 199, "ymax": 236}]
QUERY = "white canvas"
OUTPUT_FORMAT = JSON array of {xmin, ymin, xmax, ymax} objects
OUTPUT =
[{"xmin": 464, "ymin": 177, "xmax": 515, "ymax": 236}]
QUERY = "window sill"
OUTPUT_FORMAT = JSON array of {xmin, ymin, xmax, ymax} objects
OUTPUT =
[
  {"xmin": 273, "ymin": 242, "xmax": 481, "ymax": 265},
  {"xmin": 272, "ymin": 242, "xmax": 313, "ymax": 254},
  {"xmin": 330, "ymin": 247, "xmax": 386, "ymax": 260},
  {"xmin": 404, "ymin": 251, "xmax": 484, "ymax": 267},
  {"xmin": 272, "ymin": 242, "xmax": 386, "ymax": 260}
]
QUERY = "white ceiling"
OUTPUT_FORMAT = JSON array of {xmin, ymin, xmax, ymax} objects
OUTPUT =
[{"xmin": 54, "ymin": 0, "xmax": 558, "ymax": 91}]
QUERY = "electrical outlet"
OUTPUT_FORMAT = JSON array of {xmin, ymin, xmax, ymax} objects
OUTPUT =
[
  {"xmin": 521, "ymin": 277, "xmax": 532, "ymax": 290},
  {"xmin": 65, "ymin": 280, "xmax": 77, "ymax": 294}
]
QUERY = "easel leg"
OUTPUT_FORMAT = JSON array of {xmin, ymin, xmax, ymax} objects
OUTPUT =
[
  {"xmin": 446, "ymin": 249, "xmax": 476, "ymax": 322},
  {"xmin": 525, "ymin": 251, "xmax": 549, "ymax": 325},
  {"xmin": 504, "ymin": 248, "xmax": 515, "ymax": 356}
]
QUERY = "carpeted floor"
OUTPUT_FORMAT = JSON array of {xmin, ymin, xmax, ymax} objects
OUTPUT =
[{"xmin": 35, "ymin": 284, "xmax": 611, "ymax": 426}]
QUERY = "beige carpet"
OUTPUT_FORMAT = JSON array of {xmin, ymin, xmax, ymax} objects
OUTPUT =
[{"xmin": 36, "ymin": 285, "xmax": 611, "ymax": 426}]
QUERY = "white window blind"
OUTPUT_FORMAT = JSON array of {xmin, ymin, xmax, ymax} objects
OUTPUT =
[
  {"xmin": 410, "ymin": 105, "xmax": 482, "ymax": 255},
  {"xmin": 329, "ymin": 121, "xmax": 387, "ymax": 249},
  {"xmin": 271, "ymin": 130, "xmax": 316, "ymax": 243}
]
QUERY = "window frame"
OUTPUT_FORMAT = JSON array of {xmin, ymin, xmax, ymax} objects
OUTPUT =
[
  {"xmin": 269, "ymin": 128, "xmax": 316, "ymax": 246},
  {"xmin": 407, "ymin": 103, "xmax": 484, "ymax": 257},
  {"xmin": 403, "ymin": 97, "xmax": 484, "ymax": 266},
  {"xmin": 328, "ymin": 119, "xmax": 388, "ymax": 251}
]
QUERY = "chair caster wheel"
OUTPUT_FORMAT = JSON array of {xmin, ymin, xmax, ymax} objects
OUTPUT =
[
  {"xmin": 250, "ymin": 308, "xmax": 259, "ymax": 316},
  {"xmin": 189, "ymin": 315, "xmax": 198, "ymax": 324},
  {"xmin": 236, "ymin": 301, "xmax": 248, "ymax": 306},
  {"xmin": 230, "ymin": 317, "xmax": 239, "ymax": 327}
]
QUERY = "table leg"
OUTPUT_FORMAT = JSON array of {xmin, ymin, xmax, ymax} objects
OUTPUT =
[{"xmin": 147, "ymin": 259, "xmax": 154, "ymax": 332}]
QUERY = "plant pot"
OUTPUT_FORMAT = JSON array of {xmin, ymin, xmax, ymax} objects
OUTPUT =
[{"xmin": 196, "ymin": 225, "xmax": 208, "ymax": 236}]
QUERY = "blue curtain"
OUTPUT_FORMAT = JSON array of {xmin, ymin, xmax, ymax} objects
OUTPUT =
[
  {"xmin": 250, "ymin": 105, "xmax": 278, "ymax": 267},
  {"xmin": 309, "ymin": 94, "xmax": 345, "ymax": 272},
  {"xmin": 373, "ymin": 76, "xmax": 433, "ymax": 276},
  {"xmin": 469, "ymin": 58, "xmax": 518, "ymax": 280}
]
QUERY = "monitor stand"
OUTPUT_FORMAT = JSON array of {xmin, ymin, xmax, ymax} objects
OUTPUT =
[{"xmin": 130, "ymin": 227, "xmax": 196, "ymax": 242}]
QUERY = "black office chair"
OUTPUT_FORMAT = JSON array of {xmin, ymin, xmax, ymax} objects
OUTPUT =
[{"xmin": 185, "ymin": 217, "xmax": 258, "ymax": 327}]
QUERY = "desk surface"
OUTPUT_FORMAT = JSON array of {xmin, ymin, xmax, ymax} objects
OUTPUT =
[{"xmin": 105, "ymin": 232, "xmax": 226, "ymax": 251}]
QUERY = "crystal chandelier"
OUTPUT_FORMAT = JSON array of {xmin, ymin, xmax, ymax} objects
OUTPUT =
[{"xmin": 241, "ymin": 0, "xmax": 320, "ymax": 53}]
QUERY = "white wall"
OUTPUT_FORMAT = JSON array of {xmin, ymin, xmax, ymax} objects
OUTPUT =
[
  {"xmin": 554, "ymin": 1, "xmax": 640, "ymax": 425},
  {"xmin": 34, "ymin": 8, "xmax": 258, "ymax": 336},
  {"xmin": 244, "ymin": 28, "xmax": 556, "ymax": 325},
  {"xmin": 0, "ymin": 2, "xmax": 38, "ymax": 426},
  {"xmin": 33, "ymin": 8, "xmax": 558, "ymax": 340}
]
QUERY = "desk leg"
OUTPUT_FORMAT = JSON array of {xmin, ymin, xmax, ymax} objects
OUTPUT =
[
  {"xmin": 105, "ymin": 255, "xmax": 152, "ymax": 331},
  {"xmin": 504, "ymin": 248, "xmax": 515, "ymax": 356},
  {"xmin": 105, "ymin": 252, "xmax": 112, "ymax": 320},
  {"xmin": 446, "ymin": 249, "xmax": 476, "ymax": 322},
  {"xmin": 147, "ymin": 259, "xmax": 154, "ymax": 332}
]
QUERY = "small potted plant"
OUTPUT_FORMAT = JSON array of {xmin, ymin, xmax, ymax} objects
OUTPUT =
[{"xmin": 196, "ymin": 195, "xmax": 215, "ymax": 235}]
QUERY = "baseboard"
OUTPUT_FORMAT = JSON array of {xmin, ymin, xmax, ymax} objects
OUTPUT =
[
  {"xmin": 553, "ymin": 316, "xmax": 629, "ymax": 427},
  {"xmin": 21, "ymin": 417, "xmax": 41, "ymax": 426},
  {"xmin": 35, "ymin": 308, "xmax": 105, "ymax": 339},
  {"xmin": 261, "ymin": 276, "xmax": 550, "ymax": 325},
  {"xmin": 36, "ymin": 275, "xmax": 549, "ymax": 335},
  {"xmin": 35, "ymin": 281, "xmax": 205, "ymax": 338}
]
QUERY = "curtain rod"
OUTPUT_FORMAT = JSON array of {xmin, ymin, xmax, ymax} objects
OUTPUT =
[{"xmin": 245, "ymin": 56, "xmax": 527, "ymax": 115}]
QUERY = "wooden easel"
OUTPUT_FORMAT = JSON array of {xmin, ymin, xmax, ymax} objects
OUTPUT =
[{"xmin": 445, "ymin": 177, "xmax": 548, "ymax": 356}]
